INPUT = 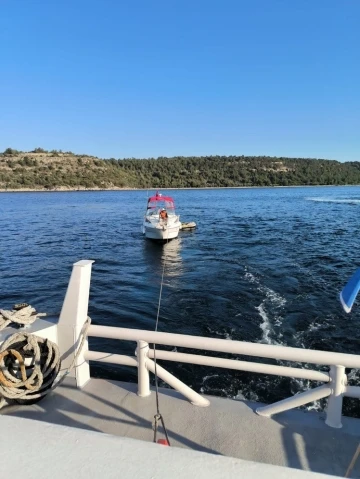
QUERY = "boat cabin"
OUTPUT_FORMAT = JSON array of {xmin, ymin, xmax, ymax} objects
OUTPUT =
[{"xmin": 146, "ymin": 192, "xmax": 177, "ymax": 218}]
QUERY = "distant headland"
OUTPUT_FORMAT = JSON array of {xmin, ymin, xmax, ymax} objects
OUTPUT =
[{"xmin": 1, "ymin": 147, "xmax": 359, "ymax": 191}]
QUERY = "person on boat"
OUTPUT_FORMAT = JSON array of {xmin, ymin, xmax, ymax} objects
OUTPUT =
[{"xmin": 159, "ymin": 208, "xmax": 168, "ymax": 220}]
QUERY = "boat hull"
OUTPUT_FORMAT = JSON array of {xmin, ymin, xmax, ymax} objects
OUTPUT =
[{"xmin": 144, "ymin": 224, "xmax": 180, "ymax": 241}]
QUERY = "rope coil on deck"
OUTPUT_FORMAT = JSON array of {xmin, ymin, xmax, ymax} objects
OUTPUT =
[
  {"xmin": 0, "ymin": 332, "xmax": 60, "ymax": 409},
  {"xmin": 0, "ymin": 314, "xmax": 91, "ymax": 410},
  {"xmin": 0, "ymin": 304, "xmax": 46, "ymax": 331}
]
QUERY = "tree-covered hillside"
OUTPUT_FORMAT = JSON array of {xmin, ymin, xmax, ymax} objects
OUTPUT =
[
  {"xmin": 0, "ymin": 148, "xmax": 359, "ymax": 190},
  {"xmin": 118, "ymin": 155, "xmax": 360, "ymax": 188}
]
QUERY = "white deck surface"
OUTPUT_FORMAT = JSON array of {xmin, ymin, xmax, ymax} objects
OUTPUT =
[
  {"xmin": 0, "ymin": 416, "xmax": 336, "ymax": 479},
  {"xmin": 2, "ymin": 378, "xmax": 360, "ymax": 478}
]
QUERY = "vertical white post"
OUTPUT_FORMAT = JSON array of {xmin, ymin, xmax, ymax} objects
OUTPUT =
[
  {"xmin": 137, "ymin": 340, "xmax": 151, "ymax": 397},
  {"xmin": 57, "ymin": 260, "xmax": 94, "ymax": 388},
  {"xmin": 325, "ymin": 365, "xmax": 345, "ymax": 428}
]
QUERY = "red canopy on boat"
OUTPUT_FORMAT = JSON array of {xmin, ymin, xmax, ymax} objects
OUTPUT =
[{"xmin": 147, "ymin": 191, "xmax": 175, "ymax": 209}]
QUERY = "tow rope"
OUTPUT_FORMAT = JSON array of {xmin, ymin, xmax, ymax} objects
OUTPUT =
[{"xmin": 152, "ymin": 232, "xmax": 171, "ymax": 446}]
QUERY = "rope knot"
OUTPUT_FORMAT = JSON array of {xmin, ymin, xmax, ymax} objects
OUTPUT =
[{"xmin": 0, "ymin": 304, "xmax": 46, "ymax": 331}]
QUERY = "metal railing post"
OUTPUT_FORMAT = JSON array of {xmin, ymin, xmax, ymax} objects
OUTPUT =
[
  {"xmin": 256, "ymin": 384, "xmax": 331, "ymax": 417},
  {"xmin": 325, "ymin": 365, "xmax": 346, "ymax": 428},
  {"xmin": 146, "ymin": 358, "xmax": 210, "ymax": 407},
  {"xmin": 137, "ymin": 340, "xmax": 151, "ymax": 397}
]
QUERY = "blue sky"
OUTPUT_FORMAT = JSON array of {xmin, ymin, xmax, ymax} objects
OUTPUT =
[{"xmin": 1, "ymin": 1, "xmax": 359, "ymax": 161}]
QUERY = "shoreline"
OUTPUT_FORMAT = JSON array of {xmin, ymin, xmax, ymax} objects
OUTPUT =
[{"xmin": 1, "ymin": 184, "xmax": 360, "ymax": 193}]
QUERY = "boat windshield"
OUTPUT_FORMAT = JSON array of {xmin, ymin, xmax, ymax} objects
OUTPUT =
[
  {"xmin": 146, "ymin": 204, "xmax": 176, "ymax": 216},
  {"xmin": 146, "ymin": 192, "xmax": 176, "ymax": 215}
]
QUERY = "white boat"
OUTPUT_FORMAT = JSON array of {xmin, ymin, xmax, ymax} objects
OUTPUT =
[{"xmin": 142, "ymin": 191, "xmax": 181, "ymax": 241}]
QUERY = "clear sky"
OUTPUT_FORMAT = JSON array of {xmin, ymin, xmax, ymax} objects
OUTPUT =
[{"xmin": 1, "ymin": 0, "xmax": 359, "ymax": 161}]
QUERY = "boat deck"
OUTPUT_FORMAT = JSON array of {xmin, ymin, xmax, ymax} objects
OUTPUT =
[{"xmin": 2, "ymin": 377, "xmax": 360, "ymax": 477}]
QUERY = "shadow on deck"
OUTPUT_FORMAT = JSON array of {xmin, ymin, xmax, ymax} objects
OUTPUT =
[{"xmin": 2, "ymin": 377, "xmax": 360, "ymax": 477}]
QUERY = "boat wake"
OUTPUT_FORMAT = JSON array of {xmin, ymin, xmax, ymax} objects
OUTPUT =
[
  {"xmin": 244, "ymin": 267, "xmax": 286, "ymax": 345},
  {"xmin": 237, "ymin": 266, "xmax": 332, "ymax": 413},
  {"xmin": 306, "ymin": 197, "xmax": 360, "ymax": 205}
]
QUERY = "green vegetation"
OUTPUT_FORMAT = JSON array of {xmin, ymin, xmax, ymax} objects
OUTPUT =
[
  {"xmin": 117, "ymin": 156, "xmax": 360, "ymax": 188},
  {"xmin": 3, "ymin": 148, "xmax": 21, "ymax": 156},
  {"xmin": 0, "ymin": 148, "xmax": 359, "ymax": 190},
  {"xmin": 32, "ymin": 147, "xmax": 48, "ymax": 153}
]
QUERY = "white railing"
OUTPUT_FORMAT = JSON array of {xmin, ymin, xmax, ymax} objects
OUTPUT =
[{"xmin": 54, "ymin": 261, "xmax": 360, "ymax": 428}]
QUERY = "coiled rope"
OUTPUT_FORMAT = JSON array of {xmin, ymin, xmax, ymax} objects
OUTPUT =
[
  {"xmin": 0, "ymin": 332, "xmax": 60, "ymax": 409},
  {"xmin": 0, "ymin": 304, "xmax": 46, "ymax": 331},
  {"xmin": 0, "ymin": 306, "xmax": 91, "ymax": 410}
]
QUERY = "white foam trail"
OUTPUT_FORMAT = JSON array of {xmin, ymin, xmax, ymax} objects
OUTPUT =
[
  {"xmin": 234, "ymin": 391, "xmax": 246, "ymax": 400},
  {"xmin": 348, "ymin": 368, "xmax": 360, "ymax": 383},
  {"xmin": 234, "ymin": 389, "xmax": 260, "ymax": 402},
  {"xmin": 308, "ymin": 321, "xmax": 322, "ymax": 332},
  {"xmin": 244, "ymin": 270, "xmax": 257, "ymax": 283},
  {"xmin": 206, "ymin": 327, "xmax": 235, "ymax": 341},
  {"xmin": 256, "ymin": 303, "xmax": 272, "ymax": 344},
  {"xmin": 224, "ymin": 330, "xmax": 234, "ymax": 340},
  {"xmin": 244, "ymin": 266, "xmax": 286, "ymax": 344},
  {"xmin": 243, "ymin": 267, "xmax": 328, "ymax": 412},
  {"xmin": 306, "ymin": 197, "xmax": 360, "ymax": 205},
  {"xmin": 202, "ymin": 374, "xmax": 219, "ymax": 383},
  {"xmin": 289, "ymin": 377, "xmax": 325, "ymax": 412},
  {"xmin": 305, "ymin": 402, "xmax": 322, "ymax": 412},
  {"xmin": 263, "ymin": 286, "xmax": 286, "ymax": 308},
  {"xmin": 200, "ymin": 374, "xmax": 224, "ymax": 394}
]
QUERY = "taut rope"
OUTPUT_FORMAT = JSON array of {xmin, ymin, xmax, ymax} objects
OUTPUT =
[{"xmin": 152, "ymin": 232, "xmax": 171, "ymax": 446}]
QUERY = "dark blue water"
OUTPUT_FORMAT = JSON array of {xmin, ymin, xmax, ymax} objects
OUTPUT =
[{"xmin": 1, "ymin": 187, "xmax": 360, "ymax": 416}]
